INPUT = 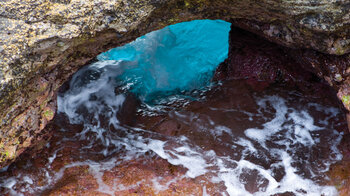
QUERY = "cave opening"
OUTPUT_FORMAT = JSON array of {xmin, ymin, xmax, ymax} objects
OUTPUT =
[
  {"xmin": 94, "ymin": 19, "xmax": 231, "ymax": 104},
  {"xmin": 0, "ymin": 19, "xmax": 348, "ymax": 196}
]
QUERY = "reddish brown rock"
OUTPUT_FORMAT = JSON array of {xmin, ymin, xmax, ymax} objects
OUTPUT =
[
  {"xmin": 215, "ymin": 26, "xmax": 348, "ymax": 123},
  {"xmin": 328, "ymin": 134, "xmax": 350, "ymax": 196},
  {"xmin": 215, "ymin": 26, "xmax": 324, "ymax": 89},
  {"xmin": 2, "ymin": 0, "xmax": 350, "ymax": 169}
]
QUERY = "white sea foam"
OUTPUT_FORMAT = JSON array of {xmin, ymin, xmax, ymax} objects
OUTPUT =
[
  {"xmin": 1, "ymin": 44, "xmax": 345, "ymax": 196},
  {"xmin": 1, "ymin": 60, "xmax": 344, "ymax": 196},
  {"xmin": 57, "ymin": 60, "xmax": 134, "ymax": 127}
]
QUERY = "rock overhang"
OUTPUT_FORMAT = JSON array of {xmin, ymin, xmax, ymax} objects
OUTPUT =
[{"xmin": 1, "ymin": 0, "xmax": 350, "ymax": 168}]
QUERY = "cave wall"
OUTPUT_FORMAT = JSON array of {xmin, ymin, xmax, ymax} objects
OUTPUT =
[{"xmin": 1, "ymin": 0, "xmax": 350, "ymax": 168}]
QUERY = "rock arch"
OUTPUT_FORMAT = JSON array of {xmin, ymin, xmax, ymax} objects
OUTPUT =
[{"xmin": 1, "ymin": 0, "xmax": 350, "ymax": 168}]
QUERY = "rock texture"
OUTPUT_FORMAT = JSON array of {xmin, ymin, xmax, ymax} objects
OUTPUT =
[
  {"xmin": 1, "ymin": 0, "xmax": 350, "ymax": 167},
  {"xmin": 215, "ymin": 26, "xmax": 350, "ymax": 101}
]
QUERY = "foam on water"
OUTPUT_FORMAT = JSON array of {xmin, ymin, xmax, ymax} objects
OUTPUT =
[
  {"xmin": 56, "ymin": 76, "xmax": 344, "ymax": 195},
  {"xmin": 57, "ymin": 60, "xmax": 133, "ymax": 127},
  {"xmin": 0, "ymin": 20, "xmax": 345, "ymax": 195},
  {"xmin": 0, "ymin": 86, "xmax": 344, "ymax": 195}
]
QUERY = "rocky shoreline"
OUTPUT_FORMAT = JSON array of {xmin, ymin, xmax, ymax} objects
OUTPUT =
[{"xmin": 2, "ymin": 0, "xmax": 350, "ymax": 169}]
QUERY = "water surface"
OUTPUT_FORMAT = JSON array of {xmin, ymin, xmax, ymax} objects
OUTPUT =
[{"xmin": 0, "ymin": 20, "xmax": 346, "ymax": 196}]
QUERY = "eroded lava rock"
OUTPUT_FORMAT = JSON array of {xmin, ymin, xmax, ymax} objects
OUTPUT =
[{"xmin": 1, "ymin": 0, "xmax": 350, "ymax": 168}]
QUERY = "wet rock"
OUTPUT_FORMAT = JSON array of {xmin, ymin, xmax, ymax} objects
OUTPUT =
[
  {"xmin": 43, "ymin": 165, "xmax": 103, "ymax": 196},
  {"xmin": 239, "ymin": 168, "xmax": 269, "ymax": 193},
  {"xmin": 44, "ymin": 158, "xmax": 220, "ymax": 196},
  {"xmin": 214, "ymin": 26, "xmax": 326, "ymax": 90},
  {"xmin": 328, "ymin": 134, "xmax": 350, "ymax": 196},
  {"xmin": 116, "ymin": 93, "xmax": 141, "ymax": 126},
  {"xmin": 1, "ymin": 77, "xmax": 347, "ymax": 194},
  {"xmin": 215, "ymin": 26, "xmax": 349, "ymax": 118},
  {"xmin": 2, "ymin": 0, "xmax": 350, "ymax": 168}
]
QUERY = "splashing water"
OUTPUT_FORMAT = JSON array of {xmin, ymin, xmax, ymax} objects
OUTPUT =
[
  {"xmin": 98, "ymin": 19, "xmax": 230, "ymax": 103},
  {"xmin": 0, "ymin": 20, "xmax": 346, "ymax": 196}
]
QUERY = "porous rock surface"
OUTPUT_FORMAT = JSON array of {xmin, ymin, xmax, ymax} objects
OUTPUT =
[{"xmin": 1, "ymin": 0, "xmax": 350, "ymax": 167}]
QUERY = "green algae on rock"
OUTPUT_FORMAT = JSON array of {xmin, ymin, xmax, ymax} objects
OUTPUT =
[{"xmin": 1, "ymin": 0, "xmax": 350, "ymax": 168}]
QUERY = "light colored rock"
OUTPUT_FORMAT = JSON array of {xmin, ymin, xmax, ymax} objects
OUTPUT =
[{"xmin": 1, "ymin": 0, "xmax": 350, "ymax": 168}]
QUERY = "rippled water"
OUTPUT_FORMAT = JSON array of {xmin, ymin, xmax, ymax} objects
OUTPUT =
[
  {"xmin": 0, "ymin": 63, "xmax": 346, "ymax": 195},
  {"xmin": 98, "ymin": 19, "xmax": 230, "ymax": 103},
  {"xmin": 0, "ymin": 20, "xmax": 347, "ymax": 195}
]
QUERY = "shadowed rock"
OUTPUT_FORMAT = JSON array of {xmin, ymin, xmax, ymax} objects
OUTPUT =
[{"xmin": 1, "ymin": 0, "xmax": 350, "ymax": 168}]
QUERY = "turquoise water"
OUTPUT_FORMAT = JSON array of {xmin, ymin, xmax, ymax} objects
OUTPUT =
[
  {"xmin": 0, "ymin": 20, "xmax": 345, "ymax": 196},
  {"xmin": 98, "ymin": 19, "xmax": 230, "ymax": 102}
]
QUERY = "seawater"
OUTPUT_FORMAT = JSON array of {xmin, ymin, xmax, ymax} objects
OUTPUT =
[
  {"xmin": 97, "ymin": 19, "xmax": 230, "ymax": 103},
  {"xmin": 0, "ymin": 20, "xmax": 346, "ymax": 196}
]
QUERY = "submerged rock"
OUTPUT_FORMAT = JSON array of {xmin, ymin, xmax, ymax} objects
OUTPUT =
[
  {"xmin": 1, "ymin": 77, "xmax": 346, "ymax": 195},
  {"xmin": 1, "ymin": 0, "xmax": 350, "ymax": 168}
]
